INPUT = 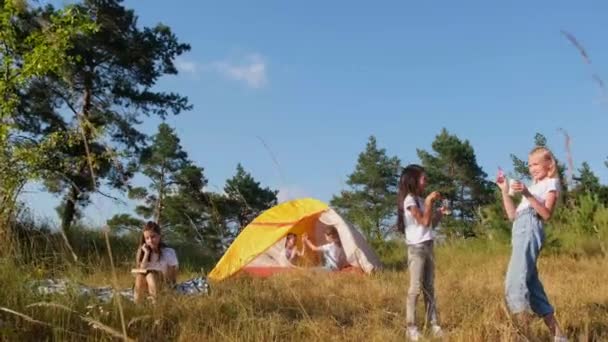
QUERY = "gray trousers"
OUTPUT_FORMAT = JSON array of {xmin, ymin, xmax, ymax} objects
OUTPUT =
[{"xmin": 406, "ymin": 240, "xmax": 439, "ymax": 327}]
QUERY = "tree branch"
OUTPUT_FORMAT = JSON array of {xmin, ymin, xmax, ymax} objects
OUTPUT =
[{"xmin": 95, "ymin": 189, "xmax": 128, "ymax": 206}]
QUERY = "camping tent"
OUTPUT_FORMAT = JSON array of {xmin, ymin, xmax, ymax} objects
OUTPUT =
[{"xmin": 208, "ymin": 198, "xmax": 382, "ymax": 281}]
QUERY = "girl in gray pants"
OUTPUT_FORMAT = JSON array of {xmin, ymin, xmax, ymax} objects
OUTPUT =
[{"xmin": 397, "ymin": 164, "xmax": 447, "ymax": 341}]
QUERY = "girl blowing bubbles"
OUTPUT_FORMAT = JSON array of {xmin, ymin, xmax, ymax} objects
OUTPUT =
[
  {"xmin": 496, "ymin": 147, "xmax": 567, "ymax": 341},
  {"xmin": 397, "ymin": 164, "xmax": 447, "ymax": 341},
  {"xmin": 134, "ymin": 221, "xmax": 179, "ymax": 304}
]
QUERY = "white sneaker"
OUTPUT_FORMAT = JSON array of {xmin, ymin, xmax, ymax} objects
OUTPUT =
[
  {"xmin": 431, "ymin": 324, "xmax": 443, "ymax": 337},
  {"xmin": 554, "ymin": 336, "xmax": 568, "ymax": 342},
  {"xmin": 407, "ymin": 326, "xmax": 421, "ymax": 341}
]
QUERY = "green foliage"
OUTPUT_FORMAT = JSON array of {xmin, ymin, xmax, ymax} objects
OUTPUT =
[
  {"xmin": 465, "ymin": 189, "xmax": 608, "ymax": 258},
  {"xmin": 571, "ymin": 162, "xmax": 608, "ymax": 205},
  {"xmin": 110, "ymin": 123, "xmax": 216, "ymax": 249},
  {"xmin": 13, "ymin": 0, "xmax": 192, "ymax": 236},
  {"xmin": 547, "ymin": 193, "xmax": 608, "ymax": 257},
  {"xmin": 106, "ymin": 214, "xmax": 144, "ymax": 233},
  {"xmin": 223, "ymin": 163, "xmax": 278, "ymax": 230},
  {"xmin": 12, "ymin": 212, "xmax": 214, "ymax": 272},
  {"xmin": 128, "ymin": 123, "xmax": 195, "ymax": 224},
  {"xmin": 331, "ymin": 136, "xmax": 400, "ymax": 241},
  {"xmin": 474, "ymin": 190, "xmax": 512, "ymax": 241},
  {"xmin": 417, "ymin": 128, "xmax": 493, "ymax": 225},
  {"xmin": 181, "ymin": 165, "xmax": 280, "ymax": 253},
  {"xmin": 576, "ymin": 162, "xmax": 600, "ymax": 192},
  {"xmin": 107, "ymin": 124, "xmax": 279, "ymax": 256},
  {"xmin": 0, "ymin": 1, "xmax": 96, "ymax": 120},
  {"xmin": 0, "ymin": 0, "xmax": 96, "ymax": 250},
  {"xmin": 562, "ymin": 193, "xmax": 601, "ymax": 234},
  {"xmin": 371, "ymin": 238, "xmax": 406, "ymax": 270}
]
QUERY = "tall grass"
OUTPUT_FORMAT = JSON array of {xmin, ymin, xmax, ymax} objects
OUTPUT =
[
  {"xmin": 1, "ymin": 237, "xmax": 607, "ymax": 340},
  {"xmin": 1, "ymin": 196, "xmax": 607, "ymax": 340}
]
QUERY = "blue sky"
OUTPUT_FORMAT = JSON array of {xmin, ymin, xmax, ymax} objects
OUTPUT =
[{"xmin": 23, "ymin": 0, "xmax": 608, "ymax": 226}]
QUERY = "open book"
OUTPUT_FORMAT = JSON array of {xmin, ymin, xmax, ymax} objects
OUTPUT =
[{"xmin": 131, "ymin": 267, "xmax": 162, "ymax": 274}]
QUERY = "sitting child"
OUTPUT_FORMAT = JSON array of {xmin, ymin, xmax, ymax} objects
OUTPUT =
[
  {"xmin": 133, "ymin": 221, "xmax": 178, "ymax": 303},
  {"xmin": 284, "ymin": 233, "xmax": 304, "ymax": 265},
  {"xmin": 302, "ymin": 226, "xmax": 346, "ymax": 271}
]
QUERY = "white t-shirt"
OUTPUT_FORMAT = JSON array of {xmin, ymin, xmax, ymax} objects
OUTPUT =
[
  {"xmin": 320, "ymin": 242, "xmax": 346, "ymax": 270},
  {"xmin": 404, "ymin": 194, "xmax": 434, "ymax": 245},
  {"xmin": 145, "ymin": 247, "xmax": 179, "ymax": 276},
  {"xmin": 516, "ymin": 178, "xmax": 560, "ymax": 212}
]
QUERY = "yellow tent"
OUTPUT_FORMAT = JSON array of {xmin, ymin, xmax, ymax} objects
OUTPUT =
[{"xmin": 208, "ymin": 198, "xmax": 382, "ymax": 281}]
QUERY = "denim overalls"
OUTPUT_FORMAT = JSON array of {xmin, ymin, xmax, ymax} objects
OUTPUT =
[{"xmin": 505, "ymin": 207, "xmax": 554, "ymax": 316}]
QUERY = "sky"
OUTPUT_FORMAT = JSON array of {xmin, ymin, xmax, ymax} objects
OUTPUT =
[{"xmin": 22, "ymin": 0, "xmax": 608, "ymax": 226}]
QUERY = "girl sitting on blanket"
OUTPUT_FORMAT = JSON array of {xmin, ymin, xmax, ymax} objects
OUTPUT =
[{"xmin": 133, "ymin": 221, "xmax": 179, "ymax": 303}]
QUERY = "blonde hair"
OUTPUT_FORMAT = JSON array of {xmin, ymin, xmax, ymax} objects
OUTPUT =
[{"xmin": 529, "ymin": 146, "xmax": 558, "ymax": 179}]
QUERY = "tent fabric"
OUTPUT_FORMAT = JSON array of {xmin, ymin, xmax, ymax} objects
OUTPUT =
[
  {"xmin": 208, "ymin": 198, "xmax": 382, "ymax": 281},
  {"xmin": 316, "ymin": 209, "xmax": 382, "ymax": 274},
  {"xmin": 208, "ymin": 198, "xmax": 329, "ymax": 281}
]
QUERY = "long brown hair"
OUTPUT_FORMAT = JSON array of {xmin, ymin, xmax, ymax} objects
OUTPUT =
[
  {"xmin": 325, "ymin": 226, "xmax": 342, "ymax": 248},
  {"xmin": 285, "ymin": 233, "xmax": 297, "ymax": 248},
  {"xmin": 136, "ymin": 221, "xmax": 168, "ymax": 264},
  {"xmin": 396, "ymin": 164, "xmax": 425, "ymax": 233}
]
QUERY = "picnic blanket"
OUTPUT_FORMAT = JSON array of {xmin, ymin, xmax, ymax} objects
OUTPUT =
[{"xmin": 32, "ymin": 276, "xmax": 210, "ymax": 303}]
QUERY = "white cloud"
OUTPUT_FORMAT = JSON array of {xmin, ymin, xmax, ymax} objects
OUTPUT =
[
  {"xmin": 175, "ymin": 57, "xmax": 201, "ymax": 77},
  {"xmin": 277, "ymin": 185, "xmax": 308, "ymax": 203},
  {"xmin": 174, "ymin": 53, "xmax": 268, "ymax": 88},
  {"xmin": 211, "ymin": 54, "xmax": 268, "ymax": 89}
]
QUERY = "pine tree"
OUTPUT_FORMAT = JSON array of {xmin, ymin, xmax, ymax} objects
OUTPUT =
[
  {"xmin": 128, "ymin": 123, "xmax": 192, "ymax": 225},
  {"xmin": 16, "ymin": 0, "xmax": 191, "ymax": 239},
  {"xmin": 572, "ymin": 162, "xmax": 608, "ymax": 205},
  {"xmin": 108, "ymin": 123, "xmax": 211, "ymax": 246},
  {"xmin": 417, "ymin": 128, "xmax": 493, "ymax": 222},
  {"xmin": 223, "ymin": 164, "xmax": 278, "ymax": 231},
  {"xmin": 331, "ymin": 136, "xmax": 400, "ymax": 241}
]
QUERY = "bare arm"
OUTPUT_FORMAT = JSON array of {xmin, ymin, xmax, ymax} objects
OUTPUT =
[
  {"xmin": 303, "ymin": 236, "xmax": 321, "ymax": 252},
  {"xmin": 496, "ymin": 176, "xmax": 516, "ymax": 221},
  {"xmin": 287, "ymin": 248, "xmax": 299, "ymax": 262},
  {"xmin": 431, "ymin": 209, "xmax": 443, "ymax": 227},
  {"xmin": 287, "ymin": 250, "xmax": 296, "ymax": 262},
  {"xmin": 408, "ymin": 192, "xmax": 441, "ymax": 227},
  {"xmin": 500, "ymin": 190, "xmax": 517, "ymax": 221},
  {"xmin": 138, "ymin": 245, "xmax": 150, "ymax": 268},
  {"xmin": 409, "ymin": 206, "xmax": 433, "ymax": 227},
  {"xmin": 522, "ymin": 189, "xmax": 558, "ymax": 221}
]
